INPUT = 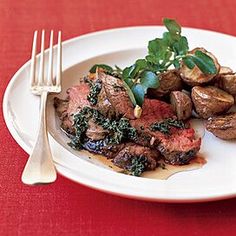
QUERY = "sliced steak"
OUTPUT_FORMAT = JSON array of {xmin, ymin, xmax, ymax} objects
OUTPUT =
[
  {"xmin": 54, "ymin": 97, "xmax": 74, "ymax": 135},
  {"xmin": 54, "ymin": 81, "xmax": 110, "ymax": 140},
  {"xmin": 83, "ymin": 139, "xmax": 159, "ymax": 176},
  {"xmin": 54, "ymin": 83, "xmax": 90, "ymax": 134},
  {"xmin": 96, "ymin": 82, "xmax": 116, "ymax": 118},
  {"xmin": 82, "ymin": 139, "xmax": 125, "ymax": 158},
  {"xmin": 54, "ymin": 73, "xmax": 133, "ymax": 138},
  {"xmin": 55, "ymin": 73, "xmax": 201, "ymax": 168},
  {"xmin": 132, "ymin": 99, "xmax": 176, "ymax": 128},
  {"xmin": 86, "ymin": 120, "xmax": 109, "ymax": 141},
  {"xmin": 66, "ymin": 84, "xmax": 91, "ymax": 116},
  {"xmin": 113, "ymin": 144, "xmax": 159, "ymax": 172},
  {"xmin": 157, "ymin": 128, "xmax": 201, "ymax": 165},
  {"xmin": 131, "ymin": 99, "xmax": 201, "ymax": 165},
  {"xmin": 54, "ymin": 97, "xmax": 69, "ymax": 118},
  {"xmin": 98, "ymin": 72, "xmax": 135, "ymax": 119}
]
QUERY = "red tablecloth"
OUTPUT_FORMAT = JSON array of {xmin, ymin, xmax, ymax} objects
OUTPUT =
[{"xmin": 1, "ymin": 0, "xmax": 236, "ymax": 235}]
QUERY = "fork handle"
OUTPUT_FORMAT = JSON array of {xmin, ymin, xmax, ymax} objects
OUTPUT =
[{"xmin": 21, "ymin": 91, "xmax": 57, "ymax": 185}]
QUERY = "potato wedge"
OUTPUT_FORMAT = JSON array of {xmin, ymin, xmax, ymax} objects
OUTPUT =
[
  {"xmin": 218, "ymin": 66, "xmax": 233, "ymax": 74},
  {"xmin": 148, "ymin": 69, "xmax": 182, "ymax": 98},
  {"xmin": 170, "ymin": 91, "xmax": 192, "ymax": 120},
  {"xmin": 191, "ymin": 86, "xmax": 234, "ymax": 118},
  {"xmin": 215, "ymin": 72, "xmax": 236, "ymax": 96},
  {"xmin": 206, "ymin": 113, "xmax": 236, "ymax": 140},
  {"xmin": 180, "ymin": 48, "xmax": 220, "ymax": 86}
]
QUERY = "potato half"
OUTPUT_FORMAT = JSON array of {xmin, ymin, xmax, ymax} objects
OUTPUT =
[
  {"xmin": 180, "ymin": 48, "xmax": 220, "ymax": 86},
  {"xmin": 215, "ymin": 73, "xmax": 236, "ymax": 96},
  {"xmin": 206, "ymin": 113, "xmax": 236, "ymax": 140},
  {"xmin": 170, "ymin": 91, "xmax": 192, "ymax": 120},
  {"xmin": 191, "ymin": 86, "xmax": 234, "ymax": 119},
  {"xmin": 148, "ymin": 69, "xmax": 182, "ymax": 98}
]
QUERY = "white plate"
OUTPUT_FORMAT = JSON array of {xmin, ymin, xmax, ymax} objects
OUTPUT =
[{"xmin": 3, "ymin": 26, "xmax": 236, "ymax": 203}]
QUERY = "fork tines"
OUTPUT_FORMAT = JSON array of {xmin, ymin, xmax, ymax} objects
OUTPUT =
[{"xmin": 30, "ymin": 30, "xmax": 62, "ymax": 93}]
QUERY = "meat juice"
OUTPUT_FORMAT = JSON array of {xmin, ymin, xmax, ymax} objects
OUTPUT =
[{"xmin": 85, "ymin": 151, "xmax": 206, "ymax": 180}]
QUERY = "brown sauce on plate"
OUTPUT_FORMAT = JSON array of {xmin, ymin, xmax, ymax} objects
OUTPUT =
[
  {"xmin": 83, "ymin": 150, "xmax": 206, "ymax": 180},
  {"xmin": 142, "ymin": 155, "xmax": 206, "ymax": 180}
]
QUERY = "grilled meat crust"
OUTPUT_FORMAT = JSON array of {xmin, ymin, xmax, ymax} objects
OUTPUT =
[
  {"xmin": 98, "ymin": 72, "xmax": 135, "ymax": 119},
  {"xmin": 113, "ymin": 144, "xmax": 160, "ymax": 171}
]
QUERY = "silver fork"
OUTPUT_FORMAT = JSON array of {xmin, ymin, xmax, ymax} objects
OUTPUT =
[{"xmin": 21, "ymin": 30, "xmax": 62, "ymax": 185}]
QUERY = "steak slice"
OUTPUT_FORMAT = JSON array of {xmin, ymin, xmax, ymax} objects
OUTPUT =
[
  {"xmin": 54, "ymin": 83, "xmax": 91, "ymax": 133},
  {"xmin": 131, "ymin": 99, "xmax": 201, "ymax": 165},
  {"xmin": 98, "ymin": 72, "xmax": 135, "ymax": 119},
  {"xmin": 96, "ymin": 82, "xmax": 116, "ymax": 118},
  {"xmin": 54, "ymin": 97, "xmax": 72, "ymax": 134},
  {"xmin": 157, "ymin": 129, "xmax": 201, "ymax": 165},
  {"xmin": 54, "ymin": 82, "xmax": 109, "ymax": 140},
  {"xmin": 54, "ymin": 72, "xmax": 135, "ymax": 135},
  {"xmin": 83, "ymin": 139, "xmax": 159, "ymax": 175},
  {"xmin": 113, "ymin": 144, "xmax": 159, "ymax": 173},
  {"xmin": 82, "ymin": 139, "xmax": 125, "ymax": 158},
  {"xmin": 86, "ymin": 120, "xmax": 109, "ymax": 141}
]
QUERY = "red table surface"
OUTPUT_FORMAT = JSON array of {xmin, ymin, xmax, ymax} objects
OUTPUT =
[{"xmin": 1, "ymin": 0, "xmax": 236, "ymax": 235}]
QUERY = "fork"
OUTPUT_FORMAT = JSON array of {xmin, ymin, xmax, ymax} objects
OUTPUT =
[{"xmin": 21, "ymin": 30, "xmax": 62, "ymax": 185}]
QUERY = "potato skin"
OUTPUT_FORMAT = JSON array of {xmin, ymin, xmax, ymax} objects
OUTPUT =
[
  {"xmin": 180, "ymin": 48, "xmax": 220, "ymax": 86},
  {"xmin": 191, "ymin": 86, "xmax": 234, "ymax": 119},
  {"xmin": 170, "ymin": 91, "xmax": 192, "ymax": 120},
  {"xmin": 206, "ymin": 113, "xmax": 236, "ymax": 140},
  {"xmin": 148, "ymin": 69, "xmax": 182, "ymax": 98},
  {"xmin": 218, "ymin": 66, "xmax": 233, "ymax": 74},
  {"xmin": 215, "ymin": 73, "xmax": 236, "ymax": 96}
]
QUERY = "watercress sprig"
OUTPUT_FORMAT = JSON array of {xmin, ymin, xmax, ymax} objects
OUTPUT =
[{"xmin": 89, "ymin": 18, "xmax": 217, "ymax": 107}]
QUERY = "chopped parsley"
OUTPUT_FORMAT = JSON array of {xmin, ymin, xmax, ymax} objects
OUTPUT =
[
  {"xmin": 86, "ymin": 79, "xmax": 102, "ymax": 105},
  {"xmin": 69, "ymin": 106, "xmax": 137, "ymax": 149},
  {"xmin": 128, "ymin": 156, "xmax": 148, "ymax": 176},
  {"xmin": 150, "ymin": 118, "xmax": 185, "ymax": 134}
]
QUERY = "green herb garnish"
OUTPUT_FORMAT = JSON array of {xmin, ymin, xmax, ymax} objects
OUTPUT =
[
  {"xmin": 87, "ymin": 80, "xmax": 102, "ymax": 105},
  {"xmin": 150, "ymin": 118, "xmax": 185, "ymax": 134},
  {"xmin": 128, "ymin": 156, "xmax": 148, "ymax": 176},
  {"xmin": 68, "ymin": 107, "xmax": 91, "ymax": 149},
  {"xmin": 69, "ymin": 106, "xmax": 137, "ymax": 149},
  {"xmin": 89, "ymin": 18, "xmax": 217, "ymax": 107}
]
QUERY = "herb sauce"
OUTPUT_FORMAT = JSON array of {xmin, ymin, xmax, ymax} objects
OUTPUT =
[
  {"xmin": 150, "ymin": 118, "xmax": 185, "ymax": 134},
  {"xmin": 69, "ymin": 106, "xmax": 137, "ymax": 149},
  {"xmin": 86, "ymin": 80, "xmax": 102, "ymax": 105}
]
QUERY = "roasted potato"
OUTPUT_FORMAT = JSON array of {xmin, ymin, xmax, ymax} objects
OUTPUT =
[
  {"xmin": 148, "ymin": 69, "xmax": 182, "ymax": 98},
  {"xmin": 215, "ymin": 72, "xmax": 236, "ymax": 96},
  {"xmin": 191, "ymin": 86, "xmax": 234, "ymax": 119},
  {"xmin": 206, "ymin": 113, "xmax": 236, "ymax": 140},
  {"xmin": 218, "ymin": 66, "xmax": 233, "ymax": 74},
  {"xmin": 180, "ymin": 47, "xmax": 220, "ymax": 86},
  {"xmin": 170, "ymin": 91, "xmax": 192, "ymax": 120}
]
